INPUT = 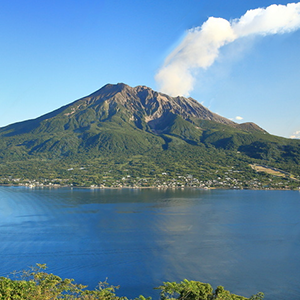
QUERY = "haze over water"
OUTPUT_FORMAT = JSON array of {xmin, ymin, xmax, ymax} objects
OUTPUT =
[{"xmin": 0, "ymin": 187, "xmax": 300, "ymax": 299}]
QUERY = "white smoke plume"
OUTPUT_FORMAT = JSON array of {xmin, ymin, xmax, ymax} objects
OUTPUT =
[{"xmin": 155, "ymin": 2, "xmax": 300, "ymax": 96}]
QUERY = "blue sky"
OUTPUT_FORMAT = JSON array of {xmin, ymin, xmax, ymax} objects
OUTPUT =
[{"xmin": 0, "ymin": 0, "xmax": 299, "ymax": 138}]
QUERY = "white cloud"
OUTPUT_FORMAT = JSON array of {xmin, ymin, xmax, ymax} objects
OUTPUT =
[
  {"xmin": 155, "ymin": 2, "xmax": 300, "ymax": 96},
  {"xmin": 233, "ymin": 3, "xmax": 300, "ymax": 37},
  {"xmin": 235, "ymin": 116, "xmax": 243, "ymax": 120},
  {"xmin": 290, "ymin": 130, "xmax": 300, "ymax": 139}
]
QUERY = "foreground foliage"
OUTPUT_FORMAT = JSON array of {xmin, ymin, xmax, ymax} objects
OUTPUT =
[
  {"xmin": 157, "ymin": 280, "xmax": 264, "ymax": 300},
  {"xmin": 0, "ymin": 264, "xmax": 264, "ymax": 300}
]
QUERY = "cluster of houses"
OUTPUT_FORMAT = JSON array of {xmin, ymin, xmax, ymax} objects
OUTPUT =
[{"xmin": 1, "ymin": 168, "xmax": 298, "ymax": 190}]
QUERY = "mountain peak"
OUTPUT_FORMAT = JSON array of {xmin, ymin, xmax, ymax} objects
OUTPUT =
[
  {"xmin": 80, "ymin": 83, "xmax": 236, "ymax": 127},
  {"xmin": 0, "ymin": 83, "xmax": 266, "ymax": 137},
  {"xmin": 87, "ymin": 82, "xmax": 129, "ymax": 97}
]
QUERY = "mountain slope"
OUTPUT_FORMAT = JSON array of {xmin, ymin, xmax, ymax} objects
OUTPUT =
[
  {"xmin": 0, "ymin": 83, "xmax": 300, "ymax": 187},
  {"xmin": 0, "ymin": 83, "xmax": 265, "ymax": 155},
  {"xmin": 0, "ymin": 83, "xmax": 259, "ymax": 136}
]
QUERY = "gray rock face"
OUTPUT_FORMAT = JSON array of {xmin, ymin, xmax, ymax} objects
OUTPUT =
[{"xmin": 75, "ymin": 83, "xmax": 236, "ymax": 127}]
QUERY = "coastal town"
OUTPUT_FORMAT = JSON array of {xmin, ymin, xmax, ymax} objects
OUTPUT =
[{"xmin": 1, "ymin": 164, "xmax": 299, "ymax": 190}]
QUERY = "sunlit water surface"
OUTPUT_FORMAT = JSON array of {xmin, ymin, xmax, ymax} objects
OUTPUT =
[{"xmin": 0, "ymin": 187, "xmax": 299, "ymax": 299}]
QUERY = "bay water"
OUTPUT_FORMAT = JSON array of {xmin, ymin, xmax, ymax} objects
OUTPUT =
[{"xmin": 0, "ymin": 186, "xmax": 299, "ymax": 299}]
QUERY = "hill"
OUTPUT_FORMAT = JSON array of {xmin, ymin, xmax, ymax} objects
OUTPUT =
[{"xmin": 0, "ymin": 83, "xmax": 299, "ymax": 189}]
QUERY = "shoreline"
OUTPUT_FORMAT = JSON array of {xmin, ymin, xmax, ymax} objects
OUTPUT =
[{"xmin": 0, "ymin": 183, "xmax": 298, "ymax": 191}]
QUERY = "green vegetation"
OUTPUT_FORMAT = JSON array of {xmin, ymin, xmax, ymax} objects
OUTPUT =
[
  {"xmin": 0, "ymin": 264, "xmax": 263, "ymax": 300},
  {"xmin": 157, "ymin": 280, "xmax": 264, "ymax": 300},
  {"xmin": 0, "ymin": 142, "xmax": 299, "ymax": 189},
  {"xmin": 0, "ymin": 83, "xmax": 300, "ymax": 189}
]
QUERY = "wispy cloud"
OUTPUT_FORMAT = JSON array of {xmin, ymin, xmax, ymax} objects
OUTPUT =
[
  {"xmin": 235, "ymin": 116, "xmax": 243, "ymax": 121},
  {"xmin": 155, "ymin": 2, "xmax": 300, "ymax": 96}
]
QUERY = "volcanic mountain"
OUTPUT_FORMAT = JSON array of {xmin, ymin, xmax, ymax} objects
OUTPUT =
[
  {"xmin": 0, "ymin": 83, "xmax": 299, "ymax": 180},
  {"xmin": 0, "ymin": 83, "xmax": 264, "ymax": 146}
]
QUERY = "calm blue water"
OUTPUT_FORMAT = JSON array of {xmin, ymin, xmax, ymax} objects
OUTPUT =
[{"xmin": 0, "ymin": 187, "xmax": 299, "ymax": 299}]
